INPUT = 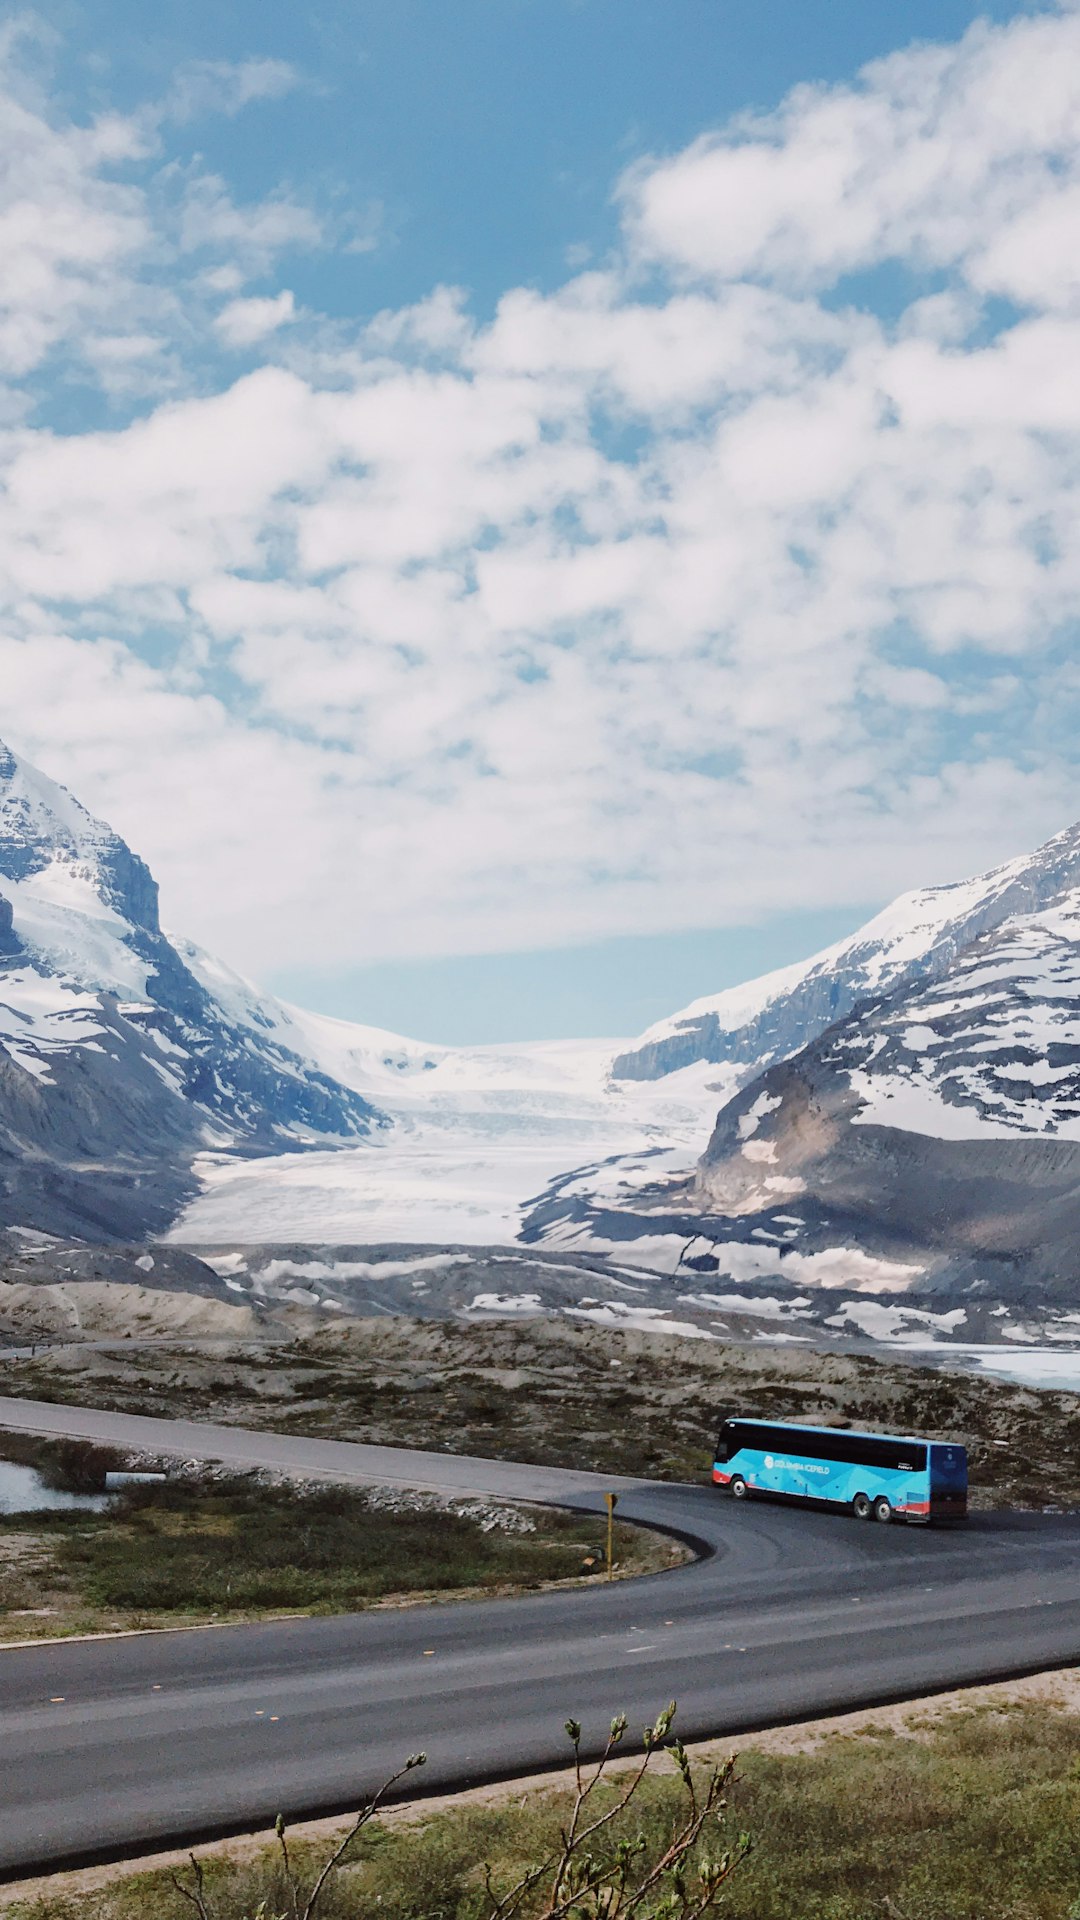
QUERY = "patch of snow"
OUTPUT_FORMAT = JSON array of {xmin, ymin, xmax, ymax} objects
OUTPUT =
[
  {"xmin": 824, "ymin": 1301, "xmax": 968, "ymax": 1341},
  {"xmin": 737, "ymin": 1091, "xmax": 781, "ymax": 1140},
  {"xmin": 467, "ymin": 1292, "xmax": 544, "ymax": 1316},
  {"xmin": 709, "ymin": 1241, "xmax": 924, "ymax": 1293},
  {"xmin": 564, "ymin": 1301, "xmax": 716, "ymax": 1340},
  {"xmin": 257, "ymin": 1253, "xmax": 473, "ymax": 1287},
  {"xmin": 848, "ymin": 1070, "xmax": 1067, "ymax": 1141},
  {"xmin": 901, "ymin": 1026, "xmax": 938, "ymax": 1052},
  {"xmin": 1, "ymin": 867, "xmax": 148, "ymax": 1000},
  {"xmin": 4, "ymin": 1045, "xmax": 51, "ymax": 1081},
  {"xmin": 678, "ymin": 1292, "xmax": 794, "ymax": 1318},
  {"xmin": 741, "ymin": 1138, "xmax": 777, "ymax": 1163}
]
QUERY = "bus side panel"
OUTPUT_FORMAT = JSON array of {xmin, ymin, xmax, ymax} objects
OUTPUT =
[{"xmin": 714, "ymin": 1447, "xmax": 933, "ymax": 1521}]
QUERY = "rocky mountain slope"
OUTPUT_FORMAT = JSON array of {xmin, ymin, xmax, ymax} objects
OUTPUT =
[
  {"xmin": 690, "ymin": 895, "xmax": 1080, "ymax": 1301},
  {"xmin": 0, "ymin": 742, "xmax": 383, "ymax": 1239},
  {"xmin": 505, "ymin": 823, "xmax": 1080, "ymax": 1345}
]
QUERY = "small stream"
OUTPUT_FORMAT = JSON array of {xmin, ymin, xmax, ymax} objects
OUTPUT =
[{"xmin": 0, "ymin": 1460, "xmax": 110, "ymax": 1515}]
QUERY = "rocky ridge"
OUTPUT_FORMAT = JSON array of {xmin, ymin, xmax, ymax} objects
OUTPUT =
[{"xmin": 613, "ymin": 822, "xmax": 1080, "ymax": 1085}]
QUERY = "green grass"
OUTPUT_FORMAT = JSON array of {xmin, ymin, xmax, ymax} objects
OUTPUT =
[
  {"xmin": 55, "ymin": 1482, "xmax": 613, "ymax": 1612},
  {"xmin": 729, "ymin": 1701, "xmax": 1080, "ymax": 1919},
  {"xmin": 11, "ymin": 1699, "xmax": 1080, "ymax": 1920}
]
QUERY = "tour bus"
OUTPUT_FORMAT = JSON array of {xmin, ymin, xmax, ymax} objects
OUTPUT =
[{"xmin": 713, "ymin": 1417, "xmax": 967, "ymax": 1524}]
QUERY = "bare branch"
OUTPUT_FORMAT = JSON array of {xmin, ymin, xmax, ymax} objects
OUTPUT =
[
  {"xmin": 299, "ymin": 1751, "xmax": 427, "ymax": 1920},
  {"xmin": 167, "ymin": 1854, "xmax": 211, "ymax": 1920}
]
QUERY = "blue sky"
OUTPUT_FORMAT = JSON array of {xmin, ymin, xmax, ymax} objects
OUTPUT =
[
  {"xmin": 40, "ymin": 1, "xmax": 1031, "ymax": 322},
  {"xmin": 4, "ymin": 0, "xmax": 1080, "ymax": 1041}
]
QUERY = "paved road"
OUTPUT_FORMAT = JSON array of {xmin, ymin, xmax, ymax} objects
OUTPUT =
[
  {"xmin": 2, "ymin": 1398, "xmax": 1080, "ymax": 1878},
  {"xmin": 0, "ymin": 1396, "xmax": 647, "ymax": 1502}
]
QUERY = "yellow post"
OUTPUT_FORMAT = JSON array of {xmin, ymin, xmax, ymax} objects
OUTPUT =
[{"xmin": 604, "ymin": 1491, "xmax": 619, "ymax": 1580}]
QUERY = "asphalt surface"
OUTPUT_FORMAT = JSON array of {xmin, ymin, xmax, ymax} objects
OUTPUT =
[{"xmin": 2, "ymin": 1397, "xmax": 1080, "ymax": 1878}]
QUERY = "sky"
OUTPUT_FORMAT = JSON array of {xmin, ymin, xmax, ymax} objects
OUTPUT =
[{"xmin": 3, "ymin": 0, "xmax": 1080, "ymax": 1042}]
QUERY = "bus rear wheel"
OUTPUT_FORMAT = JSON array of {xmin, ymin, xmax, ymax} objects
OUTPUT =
[
  {"xmin": 873, "ymin": 1497, "xmax": 894, "ymax": 1524},
  {"xmin": 730, "ymin": 1476, "xmax": 748, "ymax": 1501},
  {"xmin": 852, "ymin": 1492, "xmax": 872, "ymax": 1520}
]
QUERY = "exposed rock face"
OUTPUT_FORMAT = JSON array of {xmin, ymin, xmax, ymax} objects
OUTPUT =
[
  {"xmin": 694, "ymin": 902, "xmax": 1080, "ymax": 1300},
  {"xmin": 614, "ymin": 822, "xmax": 1080, "ymax": 1083},
  {"xmin": 0, "ymin": 895, "xmax": 19, "ymax": 958},
  {"xmin": 0, "ymin": 740, "xmax": 385, "ymax": 1240}
]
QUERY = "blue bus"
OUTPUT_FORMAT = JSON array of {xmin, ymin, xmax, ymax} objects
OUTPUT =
[{"xmin": 713, "ymin": 1417, "xmax": 967, "ymax": 1524}]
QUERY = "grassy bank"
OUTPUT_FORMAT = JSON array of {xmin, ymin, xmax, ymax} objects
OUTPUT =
[
  {"xmin": 2, "ymin": 1313, "xmax": 1078, "ymax": 1507},
  {"xmin": 0, "ymin": 1438, "xmax": 671, "ymax": 1642},
  {"xmin": 9, "ymin": 1692, "xmax": 1080, "ymax": 1919}
]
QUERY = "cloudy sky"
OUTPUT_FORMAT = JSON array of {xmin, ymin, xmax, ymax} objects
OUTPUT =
[{"xmin": 4, "ymin": 0, "xmax": 1080, "ymax": 1040}]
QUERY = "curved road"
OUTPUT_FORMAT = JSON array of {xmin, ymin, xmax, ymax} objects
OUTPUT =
[{"xmin": 2, "ymin": 1396, "xmax": 1080, "ymax": 1879}]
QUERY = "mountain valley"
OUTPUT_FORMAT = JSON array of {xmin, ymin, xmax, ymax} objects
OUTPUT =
[{"xmin": 4, "ymin": 737, "xmax": 1080, "ymax": 1372}]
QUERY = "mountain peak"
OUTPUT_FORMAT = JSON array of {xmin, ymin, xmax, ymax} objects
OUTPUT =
[{"xmin": 0, "ymin": 738, "xmax": 160, "ymax": 952}]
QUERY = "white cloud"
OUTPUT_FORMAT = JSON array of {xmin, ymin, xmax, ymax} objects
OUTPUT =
[
  {"xmin": 0, "ymin": 38, "xmax": 323, "ymax": 395},
  {"xmin": 0, "ymin": 75, "xmax": 148, "ymax": 378},
  {"xmin": 621, "ymin": 8, "xmax": 1080, "ymax": 303},
  {"xmin": 176, "ymin": 173, "xmax": 323, "ymax": 266},
  {"xmin": 2, "ymin": 8, "xmax": 1080, "ymax": 985},
  {"xmin": 164, "ymin": 57, "xmax": 299, "ymax": 125},
  {"xmin": 215, "ymin": 289, "xmax": 297, "ymax": 347}
]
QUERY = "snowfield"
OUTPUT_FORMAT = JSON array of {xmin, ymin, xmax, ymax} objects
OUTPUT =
[{"xmin": 170, "ymin": 1040, "xmax": 729, "ymax": 1244}]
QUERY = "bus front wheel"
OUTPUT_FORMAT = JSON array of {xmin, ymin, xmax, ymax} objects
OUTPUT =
[
  {"xmin": 730, "ymin": 1476, "xmax": 748, "ymax": 1501},
  {"xmin": 873, "ymin": 1497, "xmax": 893, "ymax": 1524},
  {"xmin": 852, "ymin": 1492, "xmax": 872, "ymax": 1520}
]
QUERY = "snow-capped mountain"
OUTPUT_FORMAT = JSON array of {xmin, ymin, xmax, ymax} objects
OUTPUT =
[
  {"xmin": 690, "ymin": 896, "xmax": 1080, "ymax": 1298},
  {"xmin": 513, "ymin": 820, "xmax": 1080, "ymax": 1335},
  {"xmin": 0, "ymin": 741, "xmax": 383, "ymax": 1239},
  {"xmin": 612, "ymin": 826, "xmax": 1080, "ymax": 1084},
  {"xmin": 172, "ymin": 811, "xmax": 1080, "ymax": 1320}
]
